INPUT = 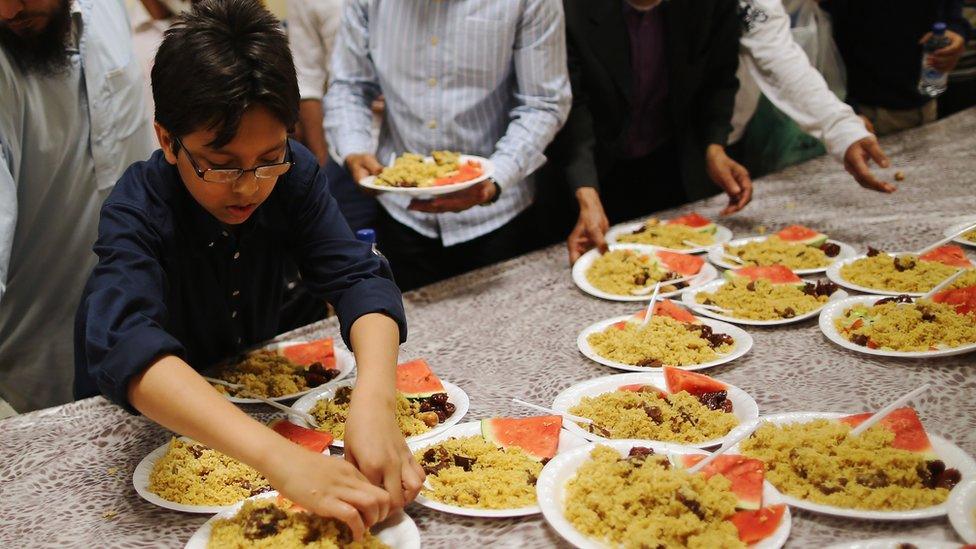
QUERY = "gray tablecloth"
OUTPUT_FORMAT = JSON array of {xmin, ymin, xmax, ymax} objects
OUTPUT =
[{"xmin": 3, "ymin": 110, "xmax": 976, "ymax": 549}]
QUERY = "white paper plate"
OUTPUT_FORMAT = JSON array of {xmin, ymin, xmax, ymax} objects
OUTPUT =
[
  {"xmin": 551, "ymin": 372, "xmax": 759, "ymax": 449},
  {"xmin": 184, "ymin": 491, "xmax": 421, "ymax": 549},
  {"xmin": 406, "ymin": 421, "xmax": 588, "ymax": 518},
  {"xmin": 823, "ymin": 253, "xmax": 971, "ymax": 298},
  {"xmin": 824, "ymin": 539, "xmax": 963, "ymax": 549},
  {"xmin": 213, "ymin": 340, "xmax": 356, "ymax": 404},
  {"xmin": 681, "ymin": 278, "xmax": 848, "ymax": 326},
  {"xmin": 945, "ymin": 219, "xmax": 976, "ymax": 248},
  {"xmin": 605, "ymin": 220, "xmax": 733, "ymax": 254},
  {"xmin": 949, "ymin": 477, "xmax": 976, "ymax": 543},
  {"xmin": 536, "ymin": 440, "xmax": 791, "ymax": 549},
  {"xmin": 734, "ymin": 412, "xmax": 976, "ymax": 521},
  {"xmin": 819, "ymin": 295, "xmax": 976, "ymax": 358},
  {"xmin": 576, "ymin": 313, "xmax": 753, "ymax": 372},
  {"xmin": 572, "ymin": 244, "xmax": 718, "ymax": 302},
  {"xmin": 708, "ymin": 236, "xmax": 857, "ymax": 275},
  {"xmin": 134, "ymin": 436, "xmax": 328, "ymax": 514},
  {"xmin": 289, "ymin": 378, "xmax": 469, "ymax": 448},
  {"xmin": 358, "ymin": 154, "xmax": 494, "ymax": 198}
]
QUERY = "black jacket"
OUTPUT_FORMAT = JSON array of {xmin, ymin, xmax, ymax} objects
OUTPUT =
[{"xmin": 552, "ymin": 0, "xmax": 742, "ymax": 201}]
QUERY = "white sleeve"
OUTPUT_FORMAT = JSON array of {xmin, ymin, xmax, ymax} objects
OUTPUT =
[
  {"xmin": 288, "ymin": 0, "xmax": 328, "ymax": 101},
  {"xmin": 739, "ymin": 0, "xmax": 870, "ymax": 162},
  {"xmin": 0, "ymin": 140, "xmax": 16, "ymax": 303}
]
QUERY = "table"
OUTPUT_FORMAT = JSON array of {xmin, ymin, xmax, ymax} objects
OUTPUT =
[{"xmin": 3, "ymin": 110, "xmax": 975, "ymax": 548}]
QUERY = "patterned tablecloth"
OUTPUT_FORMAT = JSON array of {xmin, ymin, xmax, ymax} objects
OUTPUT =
[{"xmin": 3, "ymin": 111, "xmax": 976, "ymax": 548}]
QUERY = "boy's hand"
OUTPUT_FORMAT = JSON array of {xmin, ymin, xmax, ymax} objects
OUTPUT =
[
  {"xmin": 264, "ymin": 442, "xmax": 392, "ymax": 541},
  {"xmin": 344, "ymin": 390, "xmax": 425, "ymax": 509}
]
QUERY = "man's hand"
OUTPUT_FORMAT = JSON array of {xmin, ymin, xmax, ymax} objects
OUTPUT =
[
  {"xmin": 264, "ymin": 442, "xmax": 392, "ymax": 541},
  {"xmin": 843, "ymin": 136, "xmax": 895, "ymax": 193},
  {"xmin": 920, "ymin": 30, "xmax": 966, "ymax": 72},
  {"xmin": 346, "ymin": 153, "xmax": 384, "ymax": 183},
  {"xmin": 343, "ymin": 390, "xmax": 425, "ymax": 512},
  {"xmin": 567, "ymin": 187, "xmax": 609, "ymax": 265},
  {"xmin": 408, "ymin": 180, "xmax": 498, "ymax": 213},
  {"xmin": 705, "ymin": 144, "xmax": 753, "ymax": 215}
]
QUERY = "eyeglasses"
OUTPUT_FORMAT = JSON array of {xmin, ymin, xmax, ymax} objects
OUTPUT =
[{"xmin": 175, "ymin": 137, "xmax": 292, "ymax": 183}]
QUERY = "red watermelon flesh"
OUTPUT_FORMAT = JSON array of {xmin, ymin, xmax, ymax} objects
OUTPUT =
[
  {"xmin": 281, "ymin": 339, "xmax": 336, "ymax": 368},
  {"xmin": 730, "ymin": 504, "xmax": 787, "ymax": 544},
  {"xmin": 270, "ymin": 419, "xmax": 334, "ymax": 453},
  {"xmin": 838, "ymin": 407, "xmax": 935, "ymax": 456},
  {"xmin": 630, "ymin": 300, "xmax": 698, "ymax": 324},
  {"xmin": 932, "ymin": 284, "xmax": 976, "ymax": 316},
  {"xmin": 776, "ymin": 225, "xmax": 828, "ymax": 246},
  {"xmin": 655, "ymin": 250, "xmax": 705, "ymax": 276},
  {"xmin": 395, "ymin": 359, "xmax": 444, "ymax": 398},
  {"xmin": 920, "ymin": 245, "xmax": 973, "ymax": 268},
  {"xmin": 667, "ymin": 212, "xmax": 715, "ymax": 231},
  {"xmin": 680, "ymin": 454, "xmax": 765, "ymax": 510},
  {"xmin": 664, "ymin": 366, "xmax": 727, "ymax": 396},
  {"xmin": 726, "ymin": 265, "xmax": 803, "ymax": 285},
  {"xmin": 481, "ymin": 415, "xmax": 562, "ymax": 461}
]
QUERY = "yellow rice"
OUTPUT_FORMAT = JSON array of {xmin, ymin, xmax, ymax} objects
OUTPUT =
[
  {"xmin": 148, "ymin": 438, "xmax": 270, "ymax": 506},
  {"xmin": 309, "ymin": 388, "xmax": 437, "ymax": 440},
  {"xmin": 724, "ymin": 236, "xmax": 830, "ymax": 270},
  {"xmin": 839, "ymin": 254, "xmax": 971, "ymax": 293},
  {"xmin": 695, "ymin": 278, "xmax": 828, "ymax": 320},
  {"xmin": 211, "ymin": 351, "xmax": 310, "ymax": 398},
  {"xmin": 740, "ymin": 420, "xmax": 950, "ymax": 510},
  {"xmin": 569, "ymin": 390, "xmax": 739, "ymax": 443},
  {"xmin": 375, "ymin": 151, "xmax": 463, "ymax": 188},
  {"xmin": 565, "ymin": 446, "xmax": 745, "ymax": 549},
  {"xmin": 586, "ymin": 249, "xmax": 685, "ymax": 295},
  {"xmin": 835, "ymin": 299, "xmax": 976, "ymax": 351},
  {"xmin": 616, "ymin": 218, "xmax": 714, "ymax": 249},
  {"xmin": 207, "ymin": 499, "xmax": 388, "ymax": 548},
  {"xmin": 587, "ymin": 316, "xmax": 732, "ymax": 366},
  {"xmin": 414, "ymin": 436, "xmax": 541, "ymax": 509},
  {"xmin": 964, "ymin": 229, "xmax": 976, "ymax": 243}
]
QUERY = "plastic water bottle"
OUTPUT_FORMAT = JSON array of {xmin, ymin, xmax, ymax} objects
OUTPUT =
[
  {"xmin": 918, "ymin": 22, "xmax": 950, "ymax": 97},
  {"xmin": 355, "ymin": 228, "xmax": 384, "ymax": 258}
]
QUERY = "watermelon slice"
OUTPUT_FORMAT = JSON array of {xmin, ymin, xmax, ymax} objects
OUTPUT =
[
  {"xmin": 680, "ymin": 454, "xmax": 765, "ymax": 510},
  {"xmin": 629, "ymin": 300, "xmax": 698, "ymax": 324},
  {"xmin": 655, "ymin": 250, "xmax": 705, "ymax": 276},
  {"xmin": 481, "ymin": 415, "xmax": 562, "ymax": 461},
  {"xmin": 724, "ymin": 265, "xmax": 804, "ymax": 286},
  {"xmin": 395, "ymin": 359, "xmax": 445, "ymax": 398},
  {"xmin": 776, "ymin": 225, "xmax": 828, "ymax": 247},
  {"xmin": 667, "ymin": 212, "xmax": 716, "ymax": 234},
  {"xmin": 920, "ymin": 244, "xmax": 973, "ymax": 268},
  {"xmin": 618, "ymin": 383, "xmax": 667, "ymax": 397},
  {"xmin": 269, "ymin": 419, "xmax": 334, "ymax": 453},
  {"xmin": 730, "ymin": 504, "xmax": 787, "ymax": 544},
  {"xmin": 664, "ymin": 367, "xmax": 727, "ymax": 396},
  {"xmin": 280, "ymin": 339, "xmax": 336, "ymax": 369},
  {"xmin": 932, "ymin": 284, "xmax": 976, "ymax": 316},
  {"xmin": 838, "ymin": 407, "xmax": 935, "ymax": 457},
  {"xmin": 434, "ymin": 161, "xmax": 483, "ymax": 186}
]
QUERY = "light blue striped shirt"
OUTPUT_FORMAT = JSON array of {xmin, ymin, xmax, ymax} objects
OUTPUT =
[{"xmin": 325, "ymin": 0, "xmax": 571, "ymax": 246}]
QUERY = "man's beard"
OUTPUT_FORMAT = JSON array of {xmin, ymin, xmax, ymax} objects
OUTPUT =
[{"xmin": 0, "ymin": 0, "xmax": 73, "ymax": 76}]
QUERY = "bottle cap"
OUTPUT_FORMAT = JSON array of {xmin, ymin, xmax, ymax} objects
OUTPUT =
[
  {"xmin": 933, "ymin": 22, "xmax": 947, "ymax": 33},
  {"xmin": 355, "ymin": 228, "xmax": 377, "ymax": 244}
]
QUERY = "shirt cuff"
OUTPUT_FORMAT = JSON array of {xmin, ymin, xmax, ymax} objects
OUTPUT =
[
  {"xmin": 334, "ymin": 132, "xmax": 376, "ymax": 163},
  {"xmin": 824, "ymin": 118, "xmax": 872, "ymax": 163},
  {"xmin": 487, "ymin": 155, "xmax": 522, "ymax": 190},
  {"xmin": 298, "ymin": 85, "xmax": 324, "ymax": 102},
  {"xmin": 95, "ymin": 325, "xmax": 186, "ymax": 415},
  {"xmin": 333, "ymin": 277, "xmax": 408, "ymax": 349}
]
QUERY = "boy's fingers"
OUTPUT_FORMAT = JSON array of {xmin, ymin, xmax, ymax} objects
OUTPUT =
[
  {"xmin": 384, "ymin": 466, "xmax": 405, "ymax": 510},
  {"xmin": 320, "ymin": 497, "xmax": 366, "ymax": 541}
]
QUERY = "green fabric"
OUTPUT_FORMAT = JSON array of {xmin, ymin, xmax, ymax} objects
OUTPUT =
[{"xmin": 736, "ymin": 95, "xmax": 827, "ymax": 179}]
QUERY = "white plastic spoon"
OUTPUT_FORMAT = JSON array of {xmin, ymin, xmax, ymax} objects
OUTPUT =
[
  {"xmin": 641, "ymin": 283, "xmax": 662, "ymax": 327},
  {"xmin": 510, "ymin": 398, "xmax": 592, "ymax": 425},
  {"xmin": 723, "ymin": 254, "xmax": 746, "ymax": 265},
  {"xmin": 688, "ymin": 302, "xmax": 734, "ymax": 314},
  {"xmin": 687, "ymin": 421, "xmax": 762, "ymax": 474},
  {"xmin": 915, "ymin": 222, "xmax": 976, "ymax": 256},
  {"xmin": 921, "ymin": 269, "xmax": 967, "ymax": 300},
  {"xmin": 629, "ymin": 273, "xmax": 701, "ymax": 295},
  {"xmin": 204, "ymin": 376, "xmax": 320, "ymax": 428},
  {"xmin": 849, "ymin": 384, "xmax": 932, "ymax": 437}
]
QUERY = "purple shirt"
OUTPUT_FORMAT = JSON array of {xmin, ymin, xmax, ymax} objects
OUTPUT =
[{"xmin": 621, "ymin": 1, "xmax": 671, "ymax": 158}]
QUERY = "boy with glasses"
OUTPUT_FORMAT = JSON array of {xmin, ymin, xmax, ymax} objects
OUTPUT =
[{"xmin": 73, "ymin": 0, "xmax": 421, "ymax": 537}]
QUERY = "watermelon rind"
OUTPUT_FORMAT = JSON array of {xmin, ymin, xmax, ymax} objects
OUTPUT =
[{"xmin": 668, "ymin": 213, "xmax": 717, "ymax": 235}]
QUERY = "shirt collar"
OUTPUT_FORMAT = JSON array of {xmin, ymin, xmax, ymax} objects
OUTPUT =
[{"xmin": 68, "ymin": 0, "xmax": 83, "ymax": 52}]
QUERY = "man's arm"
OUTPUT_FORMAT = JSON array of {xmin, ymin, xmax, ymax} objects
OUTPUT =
[
  {"xmin": 288, "ymin": 0, "xmax": 332, "ymax": 165},
  {"xmin": 697, "ymin": 0, "xmax": 742, "ymax": 150}
]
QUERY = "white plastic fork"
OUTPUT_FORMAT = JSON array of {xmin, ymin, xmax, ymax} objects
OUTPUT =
[
  {"xmin": 641, "ymin": 283, "xmax": 662, "ymax": 327},
  {"xmin": 629, "ymin": 272, "xmax": 702, "ymax": 295},
  {"xmin": 915, "ymin": 222, "xmax": 976, "ymax": 256},
  {"xmin": 849, "ymin": 384, "xmax": 932, "ymax": 437},
  {"xmin": 511, "ymin": 398, "xmax": 593, "ymax": 425},
  {"xmin": 921, "ymin": 269, "xmax": 967, "ymax": 300},
  {"xmin": 687, "ymin": 421, "xmax": 762, "ymax": 474},
  {"xmin": 204, "ymin": 376, "xmax": 320, "ymax": 428}
]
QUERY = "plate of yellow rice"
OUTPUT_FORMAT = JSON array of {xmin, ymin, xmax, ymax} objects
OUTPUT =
[
  {"xmin": 406, "ymin": 421, "xmax": 587, "ymax": 517},
  {"xmin": 134, "ymin": 436, "xmax": 316, "ymax": 514},
  {"xmin": 709, "ymin": 236, "xmax": 857, "ymax": 275},
  {"xmin": 735, "ymin": 412, "xmax": 976, "ymax": 520},
  {"xmin": 552, "ymin": 372, "xmax": 759, "ymax": 449},
  {"xmin": 185, "ymin": 491, "xmax": 420, "ymax": 549},
  {"xmin": 358, "ymin": 152, "xmax": 494, "ymax": 198},
  {"xmin": 682, "ymin": 277, "xmax": 848, "ymax": 326},
  {"xmin": 948, "ymin": 477, "xmax": 976, "ymax": 543},
  {"xmin": 576, "ymin": 311, "xmax": 753, "ymax": 372},
  {"xmin": 289, "ymin": 378, "xmax": 469, "ymax": 448},
  {"xmin": 820, "ymin": 295, "xmax": 976, "ymax": 358},
  {"xmin": 827, "ymin": 252, "xmax": 976, "ymax": 297},
  {"xmin": 573, "ymin": 244, "xmax": 718, "ymax": 302},
  {"xmin": 605, "ymin": 218, "xmax": 733, "ymax": 254},
  {"xmin": 536, "ymin": 440, "xmax": 792, "ymax": 549}
]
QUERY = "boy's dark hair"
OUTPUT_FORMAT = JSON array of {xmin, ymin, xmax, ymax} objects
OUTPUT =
[{"xmin": 152, "ymin": 0, "xmax": 299, "ymax": 149}]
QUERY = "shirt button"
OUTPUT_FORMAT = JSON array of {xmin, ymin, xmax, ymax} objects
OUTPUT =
[
  {"xmin": 430, "ymin": 36, "xmax": 439, "ymax": 46},
  {"xmin": 231, "ymin": 310, "xmax": 238, "ymax": 318},
  {"xmin": 208, "ymin": 242, "xmax": 214, "ymax": 247},
  {"xmin": 236, "ymin": 337, "xmax": 242, "ymax": 345},
  {"xmin": 222, "ymin": 230, "xmax": 229, "ymax": 237},
  {"xmin": 428, "ymin": 120, "xmax": 438, "ymax": 129},
  {"xmin": 427, "ymin": 77, "xmax": 437, "ymax": 87},
  {"xmin": 233, "ymin": 251, "xmax": 240, "ymax": 259},
  {"xmin": 232, "ymin": 290, "xmax": 240, "ymax": 297}
]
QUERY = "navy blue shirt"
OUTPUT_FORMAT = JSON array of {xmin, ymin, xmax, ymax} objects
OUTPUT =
[{"xmin": 74, "ymin": 140, "xmax": 407, "ymax": 412}]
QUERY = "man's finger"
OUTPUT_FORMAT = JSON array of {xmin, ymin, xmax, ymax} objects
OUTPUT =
[
  {"xmin": 363, "ymin": 156, "xmax": 384, "ymax": 175},
  {"xmin": 846, "ymin": 152, "xmax": 894, "ymax": 193},
  {"xmin": 862, "ymin": 140, "xmax": 890, "ymax": 169},
  {"xmin": 588, "ymin": 222, "xmax": 608, "ymax": 254}
]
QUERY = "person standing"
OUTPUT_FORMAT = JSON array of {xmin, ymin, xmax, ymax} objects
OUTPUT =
[
  {"xmin": 325, "ymin": 0, "xmax": 571, "ymax": 290},
  {"xmin": 0, "ymin": 0, "xmax": 154, "ymax": 412}
]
